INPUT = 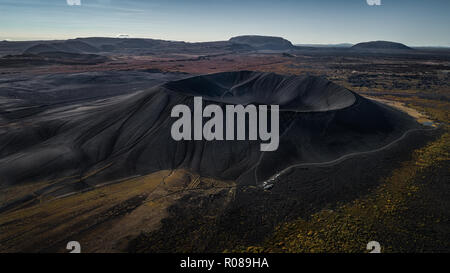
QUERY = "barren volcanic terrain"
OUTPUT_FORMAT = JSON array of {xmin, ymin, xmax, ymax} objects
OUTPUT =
[{"xmin": 0, "ymin": 37, "xmax": 448, "ymax": 253}]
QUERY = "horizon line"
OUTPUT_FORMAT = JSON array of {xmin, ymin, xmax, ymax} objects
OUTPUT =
[{"xmin": 1, "ymin": 36, "xmax": 449, "ymax": 48}]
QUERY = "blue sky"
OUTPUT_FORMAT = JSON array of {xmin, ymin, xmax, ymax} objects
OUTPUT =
[{"xmin": 0, "ymin": 0, "xmax": 449, "ymax": 46}]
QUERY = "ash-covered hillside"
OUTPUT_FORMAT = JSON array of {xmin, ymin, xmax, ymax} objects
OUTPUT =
[{"xmin": 0, "ymin": 71, "xmax": 419, "ymax": 206}]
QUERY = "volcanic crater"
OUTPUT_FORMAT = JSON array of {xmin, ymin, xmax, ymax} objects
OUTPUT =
[{"xmin": 0, "ymin": 71, "xmax": 421, "ymax": 205}]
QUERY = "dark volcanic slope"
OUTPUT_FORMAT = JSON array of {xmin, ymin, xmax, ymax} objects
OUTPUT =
[
  {"xmin": 0, "ymin": 70, "xmax": 187, "ymax": 118},
  {"xmin": 0, "ymin": 71, "xmax": 420, "ymax": 200},
  {"xmin": 164, "ymin": 71, "xmax": 355, "ymax": 111}
]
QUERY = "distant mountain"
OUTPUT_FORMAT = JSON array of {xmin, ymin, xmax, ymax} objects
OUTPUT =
[
  {"xmin": 63, "ymin": 40, "xmax": 100, "ymax": 53},
  {"xmin": 229, "ymin": 35, "xmax": 294, "ymax": 50},
  {"xmin": 23, "ymin": 43, "xmax": 59, "ymax": 54},
  {"xmin": 1, "ymin": 37, "xmax": 427, "ymax": 58},
  {"xmin": 116, "ymin": 38, "xmax": 159, "ymax": 49},
  {"xmin": 295, "ymin": 43, "xmax": 353, "ymax": 48},
  {"xmin": 24, "ymin": 40, "xmax": 100, "ymax": 54},
  {"xmin": 351, "ymin": 41, "xmax": 412, "ymax": 50}
]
